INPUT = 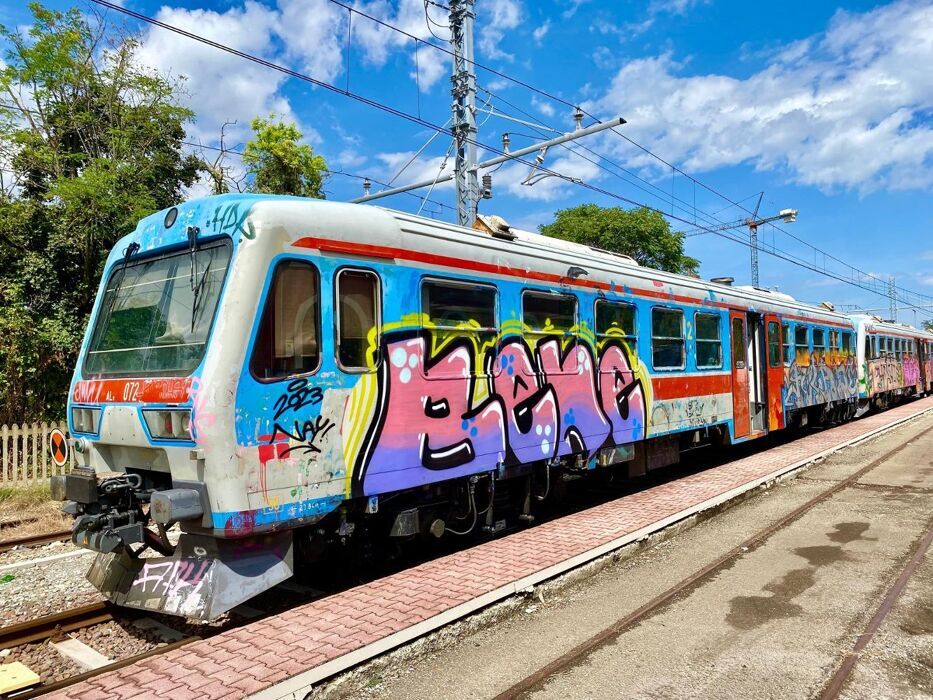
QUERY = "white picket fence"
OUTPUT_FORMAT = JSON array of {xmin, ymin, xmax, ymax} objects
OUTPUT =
[{"xmin": 1, "ymin": 421, "xmax": 76, "ymax": 486}]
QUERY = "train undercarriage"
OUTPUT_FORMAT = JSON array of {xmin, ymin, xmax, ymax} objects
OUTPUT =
[{"xmin": 49, "ymin": 398, "xmax": 913, "ymax": 622}]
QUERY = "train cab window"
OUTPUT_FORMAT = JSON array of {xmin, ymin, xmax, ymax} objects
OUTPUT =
[
  {"xmin": 595, "ymin": 300, "xmax": 637, "ymax": 352},
  {"xmin": 813, "ymin": 328, "xmax": 826, "ymax": 356},
  {"xmin": 422, "ymin": 280, "xmax": 497, "ymax": 377},
  {"xmin": 652, "ymin": 308, "xmax": 685, "ymax": 370},
  {"xmin": 336, "ymin": 269, "xmax": 380, "ymax": 371},
  {"xmin": 695, "ymin": 313, "xmax": 722, "ymax": 369},
  {"xmin": 795, "ymin": 325, "xmax": 809, "ymax": 354},
  {"xmin": 842, "ymin": 331, "xmax": 853, "ymax": 354},
  {"xmin": 251, "ymin": 260, "xmax": 320, "ymax": 380},
  {"xmin": 782, "ymin": 323, "xmax": 792, "ymax": 365}
]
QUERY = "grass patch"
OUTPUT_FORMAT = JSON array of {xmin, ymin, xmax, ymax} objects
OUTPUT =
[{"xmin": 0, "ymin": 483, "xmax": 52, "ymax": 506}]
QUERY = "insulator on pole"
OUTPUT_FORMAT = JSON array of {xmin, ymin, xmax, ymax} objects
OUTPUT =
[{"xmin": 482, "ymin": 173, "xmax": 492, "ymax": 199}]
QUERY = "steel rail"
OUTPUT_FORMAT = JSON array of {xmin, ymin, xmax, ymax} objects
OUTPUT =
[
  {"xmin": 0, "ymin": 529, "xmax": 72, "ymax": 554},
  {"xmin": 819, "ymin": 521, "xmax": 933, "ymax": 699},
  {"xmin": 12, "ymin": 636, "xmax": 200, "ymax": 698},
  {"xmin": 492, "ymin": 423, "xmax": 933, "ymax": 700},
  {"xmin": 0, "ymin": 602, "xmax": 114, "ymax": 648}
]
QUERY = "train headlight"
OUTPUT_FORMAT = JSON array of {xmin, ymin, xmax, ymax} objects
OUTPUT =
[
  {"xmin": 142, "ymin": 409, "xmax": 192, "ymax": 441},
  {"xmin": 71, "ymin": 406, "xmax": 101, "ymax": 435}
]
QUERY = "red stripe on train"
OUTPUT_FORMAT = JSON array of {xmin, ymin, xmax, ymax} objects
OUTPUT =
[
  {"xmin": 72, "ymin": 378, "xmax": 193, "ymax": 404},
  {"xmin": 651, "ymin": 373, "xmax": 731, "ymax": 400},
  {"xmin": 292, "ymin": 236, "xmax": 853, "ymax": 327}
]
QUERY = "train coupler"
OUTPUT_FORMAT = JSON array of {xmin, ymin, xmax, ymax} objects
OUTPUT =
[{"xmin": 51, "ymin": 468, "xmax": 151, "ymax": 554}]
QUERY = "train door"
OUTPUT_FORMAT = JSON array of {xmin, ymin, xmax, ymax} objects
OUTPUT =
[
  {"xmin": 730, "ymin": 311, "xmax": 750, "ymax": 439},
  {"xmin": 764, "ymin": 314, "xmax": 785, "ymax": 430},
  {"xmin": 746, "ymin": 312, "xmax": 767, "ymax": 433}
]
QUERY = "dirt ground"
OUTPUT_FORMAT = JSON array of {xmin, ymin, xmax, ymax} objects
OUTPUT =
[{"xmin": 0, "ymin": 485, "xmax": 71, "ymax": 542}]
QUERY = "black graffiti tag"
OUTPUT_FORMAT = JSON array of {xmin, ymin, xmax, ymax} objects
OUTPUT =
[
  {"xmin": 271, "ymin": 415, "xmax": 335, "ymax": 456},
  {"xmin": 273, "ymin": 378, "xmax": 324, "ymax": 420}
]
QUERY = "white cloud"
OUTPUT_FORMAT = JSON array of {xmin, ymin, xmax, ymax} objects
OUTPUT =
[
  {"xmin": 561, "ymin": 0, "xmax": 589, "ymax": 20},
  {"xmin": 531, "ymin": 95, "xmax": 555, "ymax": 117},
  {"xmin": 477, "ymin": 0, "xmax": 523, "ymax": 61},
  {"xmin": 532, "ymin": 20, "xmax": 551, "ymax": 43},
  {"xmin": 647, "ymin": 0, "xmax": 709, "ymax": 15},
  {"xmin": 135, "ymin": 2, "xmax": 292, "ymax": 144},
  {"xmin": 134, "ymin": 0, "xmax": 456, "ymax": 148},
  {"xmin": 589, "ymin": 0, "xmax": 933, "ymax": 193}
]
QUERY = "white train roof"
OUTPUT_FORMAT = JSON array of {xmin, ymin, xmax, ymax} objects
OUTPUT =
[{"xmin": 239, "ymin": 196, "xmax": 858, "ymax": 325}]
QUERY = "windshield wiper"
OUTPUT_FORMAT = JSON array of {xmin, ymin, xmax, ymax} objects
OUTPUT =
[
  {"xmin": 186, "ymin": 226, "xmax": 213, "ymax": 333},
  {"xmin": 102, "ymin": 242, "xmax": 140, "ymax": 319}
]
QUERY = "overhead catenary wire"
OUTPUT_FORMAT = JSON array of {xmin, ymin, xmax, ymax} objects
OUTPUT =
[{"xmin": 43, "ymin": 2, "xmax": 933, "ymax": 318}]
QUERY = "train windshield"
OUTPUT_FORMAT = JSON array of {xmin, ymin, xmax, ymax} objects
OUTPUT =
[{"xmin": 83, "ymin": 239, "xmax": 232, "ymax": 378}]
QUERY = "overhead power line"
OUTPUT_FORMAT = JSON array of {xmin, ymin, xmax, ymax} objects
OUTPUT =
[
  {"xmin": 316, "ymin": 1, "xmax": 932, "ymax": 309},
  {"xmin": 65, "ymin": 1, "xmax": 933, "ymax": 319}
]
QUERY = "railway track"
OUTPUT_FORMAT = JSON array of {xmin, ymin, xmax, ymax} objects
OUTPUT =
[
  {"xmin": 0, "ymin": 602, "xmax": 114, "ymax": 649},
  {"xmin": 0, "ymin": 601, "xmax": 199, "ymax": 698},
  {"xmin": 0, "ymin": 529, "xmax": 72, "ymax": 554},
  {"xmin": 493, "ymin": 423, "xmax": 933, "ymax": 700}
]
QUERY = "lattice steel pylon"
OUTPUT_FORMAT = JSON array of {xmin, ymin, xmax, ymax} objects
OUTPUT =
[
  {"xmin": 888, "ymin": 276, "xmax": 897, "ymax": 322},
  {"xmin": 449, "ymin": 0, "xmax": 479, "ymax": 227}
]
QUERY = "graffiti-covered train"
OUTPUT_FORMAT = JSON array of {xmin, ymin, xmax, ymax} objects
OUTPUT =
[{"xmin": 50, "ymin": 194, "xmax": 933, "ymax": 620}]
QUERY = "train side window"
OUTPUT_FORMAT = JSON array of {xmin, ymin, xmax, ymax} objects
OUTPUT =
[
  {"xmin": 731, "ymin": 317, "xmax": 745, "ymax": 367},
  {"xmin": 842, "ymin": 331, "xmax": 853, "ymax": 354},
  {"xmin": 595, "ymin": 300, "xmax": 637, "ymax": 353},
  {"xmin": 523, "ymin": 291, "xmax": 579, "ymax": 373},
  {"xmin": 782, "ymin": 323, "xmax": 792, "ymax": 365},
  {"xmin": 795, "ymin": 325, "xmax": 809, "ymax": 355},
  {"xmin": 695, "ymin": 312, "xmax": 722, "ymax": 369},
  {"xmin": 869, "ymin": 335, "xmax": 876, "ymax": 359},
  {"xmin": 767, "ymin": 321, "xmax": 781, "ymax": 368},
  {"xmin": 829, "ymin": 329, "xmax": 838, "ymax": 350},
  {"xmin": 422, "ymin": 280, "xmax": 498, "ymax": 377},
  {"xmin": 250, "ymin": 260, "xmax": 321, "ymax": 380},
  {"xmin": 813, "ymin": 328, "xmax": 826, "ymax": 355},
  {"xmin": 652, "ymin": 307, "xmax": 685, "ymax": 370},
  {"xmin": 336, "ymin": 269, "xmax": 380, "ymax": 372}
]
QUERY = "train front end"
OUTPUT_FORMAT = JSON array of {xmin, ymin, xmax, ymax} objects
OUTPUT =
[{"xmin": 51, "ymin": 196, "xmax": 293, "ymax": 620}]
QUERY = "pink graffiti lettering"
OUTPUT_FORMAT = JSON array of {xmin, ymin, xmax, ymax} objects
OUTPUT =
[
  {"xmin": 493, "ymin": 340, "xmax": 558, "ymax": 464},
  {"xmin": 356, "ymin": 331, "xmax": 647, "ymax": 495},
  {"xmin": 361, "ymin": 336, "xmax": 506, "ymax": 495},
  {"xmin": 537, "ymin": 340, "xmax": 610, "ymax": 457}
]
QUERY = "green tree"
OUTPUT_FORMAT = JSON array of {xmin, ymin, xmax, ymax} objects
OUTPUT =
[
  {"xmin": 0, "ymin": 4, "xmax": 202, "ymax": 422},
  {"xmin": 540, "ymin": 204, "xmax": 699, "ymax": 275},
  {"xmin": 242, "ymin": 115, "xmax": 327, "ymax": 198},
  {"xmin": 923, "ymin": 320, "xmax": 933, "ymax": 333}
]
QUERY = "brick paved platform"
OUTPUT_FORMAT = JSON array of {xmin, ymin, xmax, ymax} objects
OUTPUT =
[{"xmin": 52, "ymin": 397, "xmax": 933, "ymax": 700}]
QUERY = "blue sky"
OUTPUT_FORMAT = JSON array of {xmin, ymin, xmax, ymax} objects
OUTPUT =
[{"xmin": 4, "ymin": 0, "xmax": 932, "ymax": 323}]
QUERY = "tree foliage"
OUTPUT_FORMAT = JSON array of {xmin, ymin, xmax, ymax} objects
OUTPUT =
[
  {"xmin": 923, "ymin": 320, "xmax": 933, "ymax": 333},
  {"xmin": 0, "ymin": 4, "xmax": 201, "ymax": 422},
  {"xmin": 540, "ymin": 204, "xmax": 699, "ymax": 276},
  {"xmin": 242, "ymin": 116, "xmax": 327, "ymax": 198}
]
